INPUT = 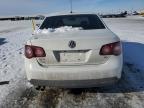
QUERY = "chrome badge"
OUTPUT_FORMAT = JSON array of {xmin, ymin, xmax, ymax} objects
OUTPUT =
[{"xmin": 69, "ymin": 40, "xmax": 76, "ymax": 48}]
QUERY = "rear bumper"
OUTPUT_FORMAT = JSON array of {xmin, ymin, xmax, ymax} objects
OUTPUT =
[
  {"xmin": 25, "ymin": 55, "xmax": 123, "ymax": 87},
  {"xmin": 30, "ymin": 77, "xmax": 119, "ymax": 88}
]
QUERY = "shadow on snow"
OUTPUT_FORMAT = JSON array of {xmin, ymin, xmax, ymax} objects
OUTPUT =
[{"xmin": 0, "ymin": 38, "xmax": 7, "ymax": 45}]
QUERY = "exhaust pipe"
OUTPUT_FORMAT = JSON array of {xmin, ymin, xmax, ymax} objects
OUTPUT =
[
  {"xmin": 40, "ymin": 86, "xmax": 46, "ymax": 91},
  {"xmin": 35, "ymin": 86, "xmax": 41, "ymax": 90},
  {"xmin": 35, "ymin": 86, "xmax": 46, "ymax": 91}
]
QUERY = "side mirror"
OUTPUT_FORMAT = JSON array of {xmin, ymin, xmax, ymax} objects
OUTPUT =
[{"xmin": 36, "ymin": 24, "xmax": 40, "ymax": 27}]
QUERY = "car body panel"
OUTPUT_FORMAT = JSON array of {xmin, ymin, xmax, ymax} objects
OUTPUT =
[
  {"xmin": 24, "ymin": 13, "xmax": 123, "ymax": 88},
  {"xmin": 30, "ymin": 29, "xmax": 120, "ymax": 66},
  {"xmin": 25, "ymin": 54, "xmax": 123, "ymax": 87}
]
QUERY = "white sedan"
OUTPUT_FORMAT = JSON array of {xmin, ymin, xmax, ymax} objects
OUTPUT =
[{"xmin": 24, "ymin": 13, "xmax": 123, "ymax": 88}]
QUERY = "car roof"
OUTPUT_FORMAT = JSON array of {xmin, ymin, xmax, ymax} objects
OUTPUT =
[{"xmin": 45, "ymin": 12, "xmax": 98, "ymax": 17}]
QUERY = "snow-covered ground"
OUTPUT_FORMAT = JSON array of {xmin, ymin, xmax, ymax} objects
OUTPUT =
[
  {"xmin": 0, "ymin": 16, "xmax": 144, "ymax": 108},
  {"xmin": 104, "ymin": 17, "xmax": 144, "ymax": 70}
]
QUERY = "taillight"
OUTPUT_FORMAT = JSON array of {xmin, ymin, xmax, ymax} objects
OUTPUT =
[
  {"xmin": 25, "ymin": 45, "xmax": 34, "ymax": 59},
  {"xmin": 25, "ymin": 45, "xmax": 46, "ymax": 59},
  {"xmin": 100, "ymin": 41, "xmax": 121, "ymax": 56}
]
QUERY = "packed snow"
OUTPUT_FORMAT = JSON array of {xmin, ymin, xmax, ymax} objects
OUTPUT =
[
  {"xmin": 34, "ymin": 26, "xmax": 82, "ymax": 34},
  {"xmin": 0, "ymin": 16, "xmax": 144, "ymax": 108}
]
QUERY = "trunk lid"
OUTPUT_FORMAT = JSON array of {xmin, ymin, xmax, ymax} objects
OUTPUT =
[{"xmin": 30, "ymin": 29, "xmax": 119, "ymax": 66}]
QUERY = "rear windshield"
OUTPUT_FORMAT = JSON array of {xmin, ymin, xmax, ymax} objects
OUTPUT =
[{"xmin": 40, "ymin": 14, "xmax": 105, "ymax": 30}]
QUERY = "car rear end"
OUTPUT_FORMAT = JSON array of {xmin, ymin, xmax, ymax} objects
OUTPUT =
[{"xmin": 24, "ymin": 13, "xmax": 123, "ymax": 88}]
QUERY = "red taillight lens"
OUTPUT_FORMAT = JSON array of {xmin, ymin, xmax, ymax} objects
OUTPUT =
[
  {"xmin": 100, "ymin": 41, "xmax": 121, "ymax": 56},
  {"xmin": 25, "ymin": 45, "xmax": 34, "ymax": 59},
  {"xmin": 35, "ymin": 47, "xmax": 46, "ymax": 57},
  {"xmin": 25, "ymin": 45, "xmax": 46, "ymax": 59},
  {"xmin": 113, "ymin": 42, "xmax": 121, "ymax": 56}
]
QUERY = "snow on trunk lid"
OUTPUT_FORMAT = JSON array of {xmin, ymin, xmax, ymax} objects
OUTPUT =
[{"xmin": 34, "ymin": 26, "xmax": 82, "ymax": 34}]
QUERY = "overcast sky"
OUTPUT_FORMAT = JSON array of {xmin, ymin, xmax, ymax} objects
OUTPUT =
[{"xmin": 0, "ymin": 0, "xmax": 144, "ymax": 16}]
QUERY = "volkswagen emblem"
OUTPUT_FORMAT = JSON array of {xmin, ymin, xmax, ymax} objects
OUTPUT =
[{"xmin": 69, "ymin": 40, "xmax": 76, "ymax": 48}]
